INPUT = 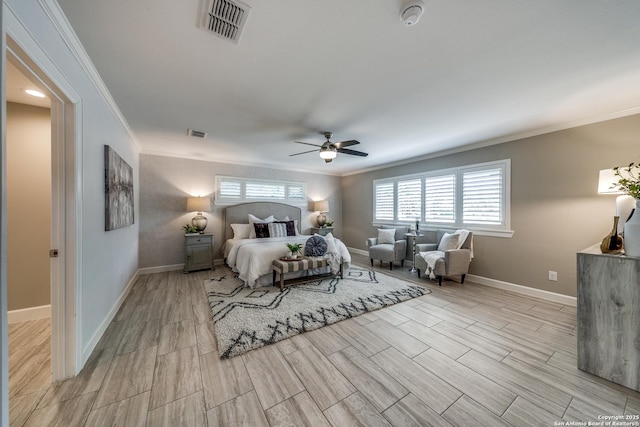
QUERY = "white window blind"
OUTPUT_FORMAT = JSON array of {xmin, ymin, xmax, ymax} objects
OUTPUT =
[
  {"xmin": 375, "ymin": 182, "xmax": 394, "ymax": 221},
  {"xmin": 397, "ymin": 179, "xmax": 422, "ymax": 221},
  {"xmin": 424, "ymin": 174, "xmax": 455, "ymax": 223},
  {"xmin": 463, "ymin": 168, "xmax": 502, "ymax": 224},
  {"xmin": 246, "ymin": 182, "xmax": 285, "ymax": 200},
  {"xmin": 287, "ymin": 184, "xmax": 305, "ymax": 201},
  {"xmin": 218, "ymin": 178, "xmax": 242, "ymax": 199},
  {"xmin": 215, "ymin": 176, "xmax": 306, "ymax": 205},
  {"xmin": 373, "ymin": 159, "xmax": 510, "ymax": 234}
]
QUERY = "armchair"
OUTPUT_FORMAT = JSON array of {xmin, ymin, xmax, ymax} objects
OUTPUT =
[
  {"xmin": 366, "ymin": 226, "xmax": 409, "ymax": 270},
  {"xmin": 415, "ymin": 229, "xmax": 473, "ymax": 286}
]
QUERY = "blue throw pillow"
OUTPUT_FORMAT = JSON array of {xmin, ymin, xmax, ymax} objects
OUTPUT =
[{"xmin": 304, "ymin": 235, "xmax": 328, "ymax": 257}]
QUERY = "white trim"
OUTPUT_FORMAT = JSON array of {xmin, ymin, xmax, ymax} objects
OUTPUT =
[
  {"xmin": 7, "ymin": 305, "xmax": 51, "ymax": 324},
  {"xmin": 81, "ymin": 270, "xmax": 138, "ymax": 362},
  {"xmin": 371, "ymin": 223, "xmax": 515, "ymax": 238},
  {"xmin": 138, "ymin": 264, "xmax": 184, "ymax": 275},
  {"xmin": 342, "ymin": 105, "xmax": 640, "ymax": 177},
  {"xmin": 37, "ymin": 0, "xmax": 140, "ymax": 152},
  {"xmin": 349, "ymin": 247, "xmax": 574, "ymax": 306},
  {"xmin": 137, "ymin": 259, "xmax": 225, "ymax": 276},
  {"xmin": 348, "ymin": 247, "xmax": 368, "ymax": 257},
  {"xmin": 466, "ymin": 274, "xmax": 577, "ymax": 307}
]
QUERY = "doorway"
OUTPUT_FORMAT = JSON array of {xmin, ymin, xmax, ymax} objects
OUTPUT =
[{"xmin": 4, "ymin": 37, "xmax": 78, "ymax": 382}]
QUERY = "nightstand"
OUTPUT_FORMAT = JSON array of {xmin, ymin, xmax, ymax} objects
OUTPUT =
[
  {"xmin": 184, "ymin": 233, "xmax": 214, "ymax": 273},
  {"xmin": 311, "ymin": 227, "xmax": 334, "ymax": 236}
]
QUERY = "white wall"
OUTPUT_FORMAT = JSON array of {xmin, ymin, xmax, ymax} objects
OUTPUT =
[{"xmin": 2, "ymin": 0, "xmax": 140, "ymax": 375}]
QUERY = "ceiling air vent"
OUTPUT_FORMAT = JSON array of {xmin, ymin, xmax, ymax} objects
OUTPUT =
[
  {"xmin": 187, "ymin": 129, "xmax": 208, "ymax": 138},
  {"xmin": 199, "ymin": 0, "xmax": 251, "ymax": 44}
]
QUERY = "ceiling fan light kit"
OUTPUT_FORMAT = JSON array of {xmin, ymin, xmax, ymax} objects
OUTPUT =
[
  {"xmin": 290, "ymin": 131, "xmax": 368, "ymax": 164},
  {"xmin": 319, "ymin": 146, "xmax": 337, "ymax": 162},
  {"xmin": 400, "ymin": 0, "xmax": 425, "ymax": 26}
]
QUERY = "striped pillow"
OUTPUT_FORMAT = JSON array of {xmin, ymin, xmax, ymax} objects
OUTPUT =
[{"xmin": 268, "ymin": 221, "xmax": 296, "ymax": 238}]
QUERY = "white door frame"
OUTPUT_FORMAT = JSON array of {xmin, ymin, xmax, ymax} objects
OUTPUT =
[{"xmin": 5, "ymin": 37, "xmax": 79, "ymax": 381}]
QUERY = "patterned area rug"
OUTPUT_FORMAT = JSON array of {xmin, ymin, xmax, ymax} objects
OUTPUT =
[{"xmin": 205, "ymin": 266, "xmax": 430, "ymax": 359}]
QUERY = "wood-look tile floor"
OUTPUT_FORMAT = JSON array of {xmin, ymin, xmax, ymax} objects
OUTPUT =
[{"xmin": 9, "ymin": 254, "xmax": 640, "ymax": 426}]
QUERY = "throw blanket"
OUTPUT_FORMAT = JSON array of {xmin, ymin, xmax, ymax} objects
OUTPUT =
[{"xmin": 420, "ymin": 250, "xmax": 444, "ymax": 279}]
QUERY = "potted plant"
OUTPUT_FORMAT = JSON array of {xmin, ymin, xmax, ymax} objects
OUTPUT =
[
  {"xmin": 613, "ymin": 162, "xmax": 640, "ymax": 257},
  {"xmin": 286, "ymin": 243, "xmax": 303, "ymax": 259},
  {"xmin": 182, "ymin": 224, "xmax": 199, "ymax": 235}
]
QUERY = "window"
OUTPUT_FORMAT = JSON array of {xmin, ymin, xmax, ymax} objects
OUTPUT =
[
  {"xmin": 216, "ymin": 176, "xmax": 306, "ymax": 205},
  {"xmin": 397, "ymin": 179, "xmax": 422, "ymax": 221},
  {"xmin": 373, "ymin": 160, "xmax": 511, "ymax": 236}
]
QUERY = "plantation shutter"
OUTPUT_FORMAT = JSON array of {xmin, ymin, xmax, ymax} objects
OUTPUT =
[
  {"xmin": 397, "ymin": 179, "xmax": 422, "ymax": 221},
  {"xmin": 287, "ymin": 184, "xmax": 305, "ymax": 202},
  {"xmin": 375, "ymin": 182, "xmax": 395, "ymax": 221},
  {"xmin": 424, "ymin": 174, "xmax": 456, "ymax": 223},
  {"xmin": 463, "ymin": 168, "xmax": 502, "ymax": 224},
  {"xmin": 245, "ymin": 182, "xmax": 286, "ymax": 200},
  {"xmin": 218, "ymin": 178, "xmax": 242, "ymax": 199}
]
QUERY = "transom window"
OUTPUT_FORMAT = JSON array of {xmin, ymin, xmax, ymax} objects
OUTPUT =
[
  {"xmin": 215, "ymin": 176, "xmax": 306, "ymax": 205},
  {"xmin": 373, "ymin": 160, "xmax": 511, "ymax": 236}
]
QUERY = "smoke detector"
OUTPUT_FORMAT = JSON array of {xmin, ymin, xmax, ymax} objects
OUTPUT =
[{"xmin": 400, "ymin": 0, "xmax": 425, "ymax": 26}]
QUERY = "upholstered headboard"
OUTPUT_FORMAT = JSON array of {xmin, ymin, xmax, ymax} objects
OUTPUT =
[{"xmin": 224, "ymin": 202, "xmax": 302, "ymax": 241}]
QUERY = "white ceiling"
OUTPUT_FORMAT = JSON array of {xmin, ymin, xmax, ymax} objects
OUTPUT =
[{"xmin": 56, "ymin": 0, "xmax": 640, "ymax": 175}]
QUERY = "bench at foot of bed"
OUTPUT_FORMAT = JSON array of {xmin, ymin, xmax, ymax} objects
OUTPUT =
[{"xmin": 271, "ymin": 257, "xmax": 343, "ymax": 291}]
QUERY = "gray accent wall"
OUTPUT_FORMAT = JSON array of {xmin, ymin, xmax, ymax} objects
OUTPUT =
[
  {"xmin": 342, "ymin": 113, "xmax": 640, "ymax": 297},
  {"xmin": 139, "ymin": 154, "xmax": 342, "ymax": 268}
]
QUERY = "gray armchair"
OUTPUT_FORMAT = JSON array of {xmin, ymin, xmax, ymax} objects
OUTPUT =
[
  {"xmin": 415, "ymin": 229, "xmax": 473, "ymax": 286},
  {"xmin": 366, "ymin": 225, "xmax": 408, "ymax": 270}
]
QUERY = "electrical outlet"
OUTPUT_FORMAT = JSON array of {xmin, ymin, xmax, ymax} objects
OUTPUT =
[{"xmin": 548, "ymin": 271, "xmax": 558, "ymax": 281}]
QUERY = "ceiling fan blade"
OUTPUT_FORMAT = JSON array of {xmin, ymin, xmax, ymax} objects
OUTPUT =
[
  {"xmin": 337, "ymin": 148, "xmax": 368, "ymax": 157},
  {"xmin": 333, "ymin": 139, "xmax": 360, "ymax": 149},
  {"xmin": 289, "ymin": 149, "xmax": 319, "ymax": 157},
  {"xmin": 294, "ymin": 141, "xmax": 323, "ymax": 148}
]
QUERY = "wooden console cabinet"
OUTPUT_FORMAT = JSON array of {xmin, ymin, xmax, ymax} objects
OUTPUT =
[
  {"xmin": 577, "ymin": 244, "xmax": 640, "ymax": 391},
  {"xmin": 184, "ymin": 233, "xmax": 214, "ymax": 273}
]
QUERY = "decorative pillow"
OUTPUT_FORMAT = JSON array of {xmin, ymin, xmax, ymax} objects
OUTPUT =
[
  {"xmin": 438, "ymin": 232, "xmax": 460, "ymax": 251},
  {"xmin": 325, "ymin": 232, "xmax": 338, "ymax": 254},
  {"xmin": 268, "ymin": 220, "xmax": 296, "ymax": 237},
  {"xmin": 248, "ymin": 214, "xmax": 275, "ymax": 239},
  {"xmin": 230, "ymin": 223, "xmax": 251, "ymax": 240},
  {"xmin": 304, "ymin": 235, "xmax": 328, "ymax": 257},
  {"xmin": 253, "ymin": 222, "xmax": 270, "ymax": 239},
  {"xmin": 377, "ymin": 228, "xmax": 396, "ymax": 245}
]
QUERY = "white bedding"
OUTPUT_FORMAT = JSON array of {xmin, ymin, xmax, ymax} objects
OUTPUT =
[{"xmin": 224, "ymin": 235, "xmax": 351, "ymax": 288}]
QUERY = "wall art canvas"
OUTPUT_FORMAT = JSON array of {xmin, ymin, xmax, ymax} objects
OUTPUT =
[{"xmin": 104, "ymin": 145, "xmax": 134, "ymax": 231}]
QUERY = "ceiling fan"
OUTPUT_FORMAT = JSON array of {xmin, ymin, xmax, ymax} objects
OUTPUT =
[{"xmin": 290, "ymin": 132, "xmax": 368, "ymax": 163}]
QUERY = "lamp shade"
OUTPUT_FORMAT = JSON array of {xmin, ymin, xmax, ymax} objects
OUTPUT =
[
  {"xmin": 314, "ymin": 200, "xmax": 329, "ymax": 213},
  {"xmin": 187, "ymin": 197, "xmax": 211, "ymax": 213},
  {"xmin": 598, "ymin": 169, "xmax": 624, "ymax": 194}
]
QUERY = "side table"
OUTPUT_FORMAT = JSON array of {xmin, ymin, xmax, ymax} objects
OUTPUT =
[
  {"xmin": 405, "ymin": 232, "xmax": 424, "ymax": 273},
  {"xmin": 311, "ymin": 227, "xmax": 334, "ymax": 236},
  {"xmin": 184, "ymin": 233, "xmax": 214, "ymax": 273}
]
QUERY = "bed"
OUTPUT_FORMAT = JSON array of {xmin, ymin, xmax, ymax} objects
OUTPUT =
[{"xmin": 223, "ymin": 202, "xmax": 351, "ymax": 288}]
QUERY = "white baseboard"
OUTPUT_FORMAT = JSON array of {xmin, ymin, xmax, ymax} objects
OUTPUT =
[
  {"xmin": 137, "ymin": 264, "xmax": 184, "ymax": 275},
  {"xmin": 138, "ymin": 259, "xmax": 226, "ymax": 275},
  {"xmin": 81, "ymin": 270, "xmax": 140, "ymax": 363},
  {"xmin": 347, "ymin": 247, "xmax": 368, "ymax": 257},
  {"xmin": 348, "ymin": 246, "xmax": 575, "ymax": 306},
  {"xmin": 466, "ymin": 274, "xmax": 577, "ymax": 307},
  {"xmin": 8, "ymin": 305, "xmax": 51, "ymax": 323}
]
